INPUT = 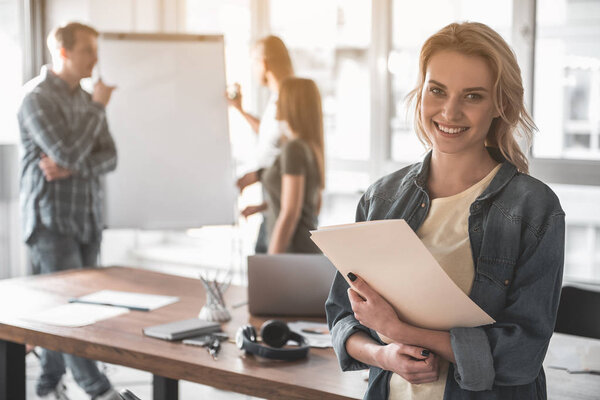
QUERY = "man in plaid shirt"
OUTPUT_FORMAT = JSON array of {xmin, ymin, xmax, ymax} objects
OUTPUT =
[{"xmin": 18, "ymin": 22, "xmax": 120, "ymax": 400}]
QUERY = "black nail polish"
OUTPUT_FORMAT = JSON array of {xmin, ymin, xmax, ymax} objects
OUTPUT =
[
  {"xmin": 421, "ymin": 350, "xmax": 430, "ymax": 357},
  {"xmin": 347, "ymin": 272, "xmax": 357, "ymax": 282}
]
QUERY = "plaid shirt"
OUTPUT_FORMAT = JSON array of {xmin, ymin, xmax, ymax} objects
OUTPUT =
[{"xmin": 18, "ymin": 66, "xmax": 117, "ymax": 243}]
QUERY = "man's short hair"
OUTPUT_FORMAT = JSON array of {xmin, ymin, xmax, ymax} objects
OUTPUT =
[{"xmin": 47, "ymin": 22, "xmax": 99, "ymax": 52}]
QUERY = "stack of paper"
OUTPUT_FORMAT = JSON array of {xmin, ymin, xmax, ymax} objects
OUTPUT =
[
  {"xmin": 310, "ymin": 219, "xmax": 494, "ymax": 330},
  {"xmin": 23, "ymin": 303, "xmax": 129, "ymax": 327},
  {"xmin": 70, "ymin": 290, "xmax": 179, "ymax": 311},
  {"xmin": 546, "ymin": 333, "xmax": 600, "ymax": 374},
  {"xmin": 288, "ymin": 321, "xmax": 332, "ymax": 348}
]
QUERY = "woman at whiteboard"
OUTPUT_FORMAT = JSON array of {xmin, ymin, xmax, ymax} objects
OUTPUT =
[
  {"xmin": 228, "ymin": 35, "xmax": 294, "ymax": 254},
  {"xmin": 243, "ymin": 77, "xmax": 324, "ymax": 254},
  {"xmin": 325, "ymin": 22, "xmax": 565, "ymax": 399}
]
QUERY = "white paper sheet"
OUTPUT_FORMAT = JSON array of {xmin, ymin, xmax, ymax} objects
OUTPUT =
[
  {"xmin": 22, "ymin": 303, "xmax": 129, "ymax": 327},
  {"xmin": 288, "ymin": 321, "xmax": 332, "ymax": 348},
  {"xmin": 310, "ymin": 219, "xmax": 495, "ymax": 331},
  {"xmin": 546, "ymin": 333, "xmax": 600, "ymax": 373},
  {"xmin": 71, "ymin": 290, "xmax": 179, "ymax": 311}
]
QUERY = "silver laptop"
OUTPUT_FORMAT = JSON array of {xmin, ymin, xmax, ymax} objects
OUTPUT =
[{"xmin": 247, "ymin": 254, "xmax": 337, "ymax": 317}]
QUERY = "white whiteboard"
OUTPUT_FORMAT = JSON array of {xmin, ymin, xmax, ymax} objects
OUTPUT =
[{"xmin": 99, "ymin": 33, "xmax": 236, "ymax": 229}]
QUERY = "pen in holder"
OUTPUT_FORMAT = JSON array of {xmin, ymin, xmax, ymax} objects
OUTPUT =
[{"xmin": 198, "ymin": 272, "xmax": 231, "ymax": 322}]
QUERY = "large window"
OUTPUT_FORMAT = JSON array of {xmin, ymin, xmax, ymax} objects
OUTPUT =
[
  {"xmin": 533, "ymin": 0, "xmax": 600, "ymax": 160},
  {"xmin": 0, "ymin": 0, "xmax": 22, "ymax": 144},
  {"xmin": 532, "ymin": 0, "xmax": 600, "ymax": 283},
  {"xmin": 270, "ymin": 0, "xmax": 372, "ymax": 164},
  {"xmin": 0, "ymin": 0, "xmax": 23, "ymax": 278},
  {"xmin": 551, "ymin": 183, "xmax": 600, "ymax": 282}
]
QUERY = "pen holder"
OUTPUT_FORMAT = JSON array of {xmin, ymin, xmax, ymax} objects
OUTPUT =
[{"xmin": 198, "ymin": 274, "xmax": 231, "ymax": 323}]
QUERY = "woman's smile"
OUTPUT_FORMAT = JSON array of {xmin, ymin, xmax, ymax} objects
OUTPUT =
[{"xmin": 433, "ymin": 121, "xmax": 470, "ymax": 136}]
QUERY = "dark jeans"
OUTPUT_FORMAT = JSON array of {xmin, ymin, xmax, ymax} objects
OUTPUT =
[{"xmin": 27, "ymin": 225, "xmax": 111, "ymax": 397}]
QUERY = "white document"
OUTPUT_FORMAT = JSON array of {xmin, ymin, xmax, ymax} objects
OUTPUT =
[
  {"xmin": 546, "ymin": 333, "xmax": 600, "ymax": 374},
  {"xmin": 22, "ymin": 303, "xmax": 129, "ymax": 327},
  {"xmin": 288, "ymin": 321, "xmax": 332, "ymax": 348},
  {"xmin": 72, "ymin": 290, "xmax": 179, "ymax": 311},
  {"xmin": 310, "ymin": 219, "xmax": 495, "ymax": 331}
]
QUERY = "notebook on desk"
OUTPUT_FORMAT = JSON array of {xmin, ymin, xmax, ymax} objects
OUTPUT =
[
  {"xmin": 247, "ymin": 254, "xmax": 337, "ymax": 317},
  {"xmin": 143, "ymin": 318, "xmax": 221, "ymax": 341}
]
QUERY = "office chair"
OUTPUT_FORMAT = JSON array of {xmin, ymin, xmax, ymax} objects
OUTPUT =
[{"xmin": 554, "ymin": 285, "xmax": 600, "ymax": 339}]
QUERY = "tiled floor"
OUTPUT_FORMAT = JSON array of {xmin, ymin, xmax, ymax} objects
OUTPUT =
[{"xmin": 25, "ymin": 351, "xmax": 261, "ymax": 400}]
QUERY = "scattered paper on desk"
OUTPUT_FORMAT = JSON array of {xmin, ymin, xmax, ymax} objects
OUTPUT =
[
  {"xmin": 311, "ymin": 219, "xmax": 495, "ymax": 331},
  {"xmin": 73, "ymin": 290, "xmax": 179, "ymax": 311},
  {"xmin": 546, "ymin": 333, "xmax": 600, "ymax": 374},
  {"xmin": 22, "ymin": 303, "xmax": 129, "ymax": 327},
  {"xmin": 288, "ymin": 321, "xmax": 332, "ymax": 348}
]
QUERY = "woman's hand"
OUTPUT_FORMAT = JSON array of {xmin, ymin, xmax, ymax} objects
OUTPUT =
[
  {"xmin": 375, "ymin": 342, "xmax": 440, "ymax": 384},
  {"xmin": 226, "ymin": 83, "xmax": 243, "ymax": 111},
  {"xmin": 347, "ymin": 273, "xmax": 407, "ymax": 340},
  {"xmin": 347, "ymin": 272, "xmax": 457, "ymax": 365},
  {"xmin": 236, "ymin": 170, "xmax": 259, "ymax": 193},
  {"xmin": 240, "ymin": 203, "xmax": 267, "ymax": 218}
]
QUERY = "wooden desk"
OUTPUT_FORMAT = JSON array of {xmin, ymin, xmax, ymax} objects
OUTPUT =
[
  {"xmin": 1, "ymin": 267, "xmax": 598, "ymax": 400},
  {"xmin": 0, "ymin": 267, "xmax": 366, "ymax": 400}
]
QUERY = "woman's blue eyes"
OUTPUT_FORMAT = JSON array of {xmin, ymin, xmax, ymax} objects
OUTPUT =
[
  {"xmin": 428, "ymin": 87, "xmax": 483, "ymax": 101},
  {"xmin": 465, "ymin": 93, "xmax": 482, "ymax": 100}
]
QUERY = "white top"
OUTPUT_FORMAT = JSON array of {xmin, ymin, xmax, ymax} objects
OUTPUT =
[
  {"xmin": 256, "ymin": 93, "xmax": 284, "ymax": 169},
  {"xmin": 388, "ymin": 164, "xmax": 501, "ymax": 400}
]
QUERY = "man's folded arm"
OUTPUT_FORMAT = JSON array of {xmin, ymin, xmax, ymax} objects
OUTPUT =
[{"xmin": 20, "ymin": 92, "xmax": 106, "ymax": 169}]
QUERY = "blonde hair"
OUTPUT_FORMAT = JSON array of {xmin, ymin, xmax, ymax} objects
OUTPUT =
[
  {"xmin": 277, "ymin": 78, "xmax": 325, "ymax": 189},
  {"xmin": 47, "ymin": 22, "xmax": 98, "ymax": 52},
  {"xmin": 407, "ymin": 22, "xmax": 536, "ymax": 173},
  {"xmin": 255, "ymin": 35, "xmax": 294, "ymax": 80}
]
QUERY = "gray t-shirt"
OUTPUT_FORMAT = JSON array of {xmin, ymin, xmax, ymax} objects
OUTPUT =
[{"xmin": 261, "ymin": 138, "xmax": 321, "ymax": 253}]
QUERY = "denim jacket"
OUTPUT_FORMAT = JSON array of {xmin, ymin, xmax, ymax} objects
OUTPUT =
[{"xmin": 325, "ymin": 149, "xmax": 565, "ymax": 399}]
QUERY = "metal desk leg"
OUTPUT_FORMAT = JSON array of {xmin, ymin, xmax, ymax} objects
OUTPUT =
[
  {"xmin": 0, "ymin": 340, "xmax": 26, "ymax": 400},
  {"xmin": 153, "ymin": 375, "xmax": 178, "ymax": 400}
]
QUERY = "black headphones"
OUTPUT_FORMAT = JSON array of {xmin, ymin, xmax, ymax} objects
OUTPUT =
[{"xmin": 236, "ymin": 319, "xmax": 309, "ymax": 361}]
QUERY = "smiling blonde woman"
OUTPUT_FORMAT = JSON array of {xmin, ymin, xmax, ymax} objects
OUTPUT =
[{"xmin": 326, "ymin": 22, "xmax": 564, "ymax": 400}]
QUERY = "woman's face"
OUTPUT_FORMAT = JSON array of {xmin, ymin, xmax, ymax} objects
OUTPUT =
[
  {"xmin": 420, "ymin": 50, "xmax": 499, "ymax": 157},
  {"xmin": 251, "ymin": 46, "xmax": 268, "ymax": 86}
]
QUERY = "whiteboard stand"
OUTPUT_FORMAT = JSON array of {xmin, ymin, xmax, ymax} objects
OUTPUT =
[{"xmin": 99, "ymin": 33, "xmax": 236, "ymax": 230}]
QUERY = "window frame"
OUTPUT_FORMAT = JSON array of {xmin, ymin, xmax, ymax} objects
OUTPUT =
[{"xmin": 519, "ymin": 0, "xmax": 600, "ymax": 186}]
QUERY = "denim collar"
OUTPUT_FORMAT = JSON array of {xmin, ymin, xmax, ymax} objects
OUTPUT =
[{"xmin": 411, "ymin": 147, "xmax": 518, "ymax": 200}]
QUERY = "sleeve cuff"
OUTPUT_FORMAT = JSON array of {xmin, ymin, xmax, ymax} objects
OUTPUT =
[
  {"xmin": 90, "ymin": 101, "xmax": 106, "ymax": 113},
  {"xmin": 331, "ymin": 314, "xmax": 371, "ymax": 372},
  {"xmin": 450, "ymin": 327, "xmax": 495, "ymax": 391}
]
